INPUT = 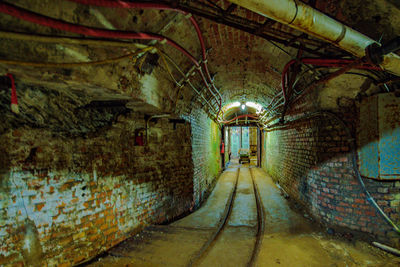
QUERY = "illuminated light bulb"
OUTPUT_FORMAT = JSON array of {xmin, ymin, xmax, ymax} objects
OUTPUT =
[{"xmin": 241, "ymin": 104, "xmax": 246, "ymax": 110}]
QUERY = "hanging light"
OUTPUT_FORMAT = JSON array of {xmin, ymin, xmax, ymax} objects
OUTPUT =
[{"xmin": 241, "ymin": 104, "xmax": 246, "ymax": 110}]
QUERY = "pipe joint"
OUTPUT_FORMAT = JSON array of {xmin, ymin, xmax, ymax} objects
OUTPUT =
[{"xmin": 366, "ymin": 36, "xmax": 400, "ymax": 65}]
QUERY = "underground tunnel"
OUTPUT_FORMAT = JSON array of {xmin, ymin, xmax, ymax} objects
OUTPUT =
[{"xmin": 0, "ymin": 0, "xmax": 400, "ymax": 266}]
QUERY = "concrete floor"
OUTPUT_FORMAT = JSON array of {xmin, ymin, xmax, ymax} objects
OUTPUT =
[{"xmin": 84, "ymin": 163, "xmax": 399, "ymax": 267}]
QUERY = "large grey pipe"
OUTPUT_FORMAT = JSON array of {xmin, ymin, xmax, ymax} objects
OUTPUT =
[{"xmin": 228, "ymin": 0, "xmax": 400, "ymax": 76}]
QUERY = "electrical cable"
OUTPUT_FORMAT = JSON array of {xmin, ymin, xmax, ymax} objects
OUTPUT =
[
  {"xmin": 221, "ymin": 114, "xmax": 258, "ymax": 124},
  {"xmin": 265, "ymin": 111, "xmax": 400, "ymax": 234},
  {"xmin": 0, "ymin": 30, "xmax": 148, "ymax": 49},
  {"xmin": 0, "ymin": 47, "xmax": 154, "ymax": 68},
  {"xmin": 0, "ymin": 1, "xmax": 218, "ymax": 107},
  {"xmin": 67, "ymin": 0, "xmax": 223, "ymax": 118},
  {"xmin": 159, "ymin": 51, "xmax": 217, "ymax": 114}
]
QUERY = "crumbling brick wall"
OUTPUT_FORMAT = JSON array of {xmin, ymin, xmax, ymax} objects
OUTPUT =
[
  {"xmin": 262, "ymin": 107, "xmax": 400, "ymax": 249},
  {"xmin": 0, "ymin": 112, "xmax": 194, "ymax": 266}
]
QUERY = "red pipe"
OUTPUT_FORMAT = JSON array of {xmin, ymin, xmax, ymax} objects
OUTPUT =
[
  {"xmin": 67, "ymin": 0, "xmax": 222, "ymax": 117},
  {"xmin": 0, "ymin": 2, "xmax": 219, "ymax": 112},
  {"xmin": 67, "ymin": 1, "xmax": 180, "ymax": 13},
  {"xmin": 281, "ymin": 58, "xmax": 383, "ymax": 105},
  {"xmin": 6, "ymin": 73, "xmax": 19, "ymax": 114},
  {"xmin": 0, "ymin": 3, "xmax": 199, "ymax": 66}
]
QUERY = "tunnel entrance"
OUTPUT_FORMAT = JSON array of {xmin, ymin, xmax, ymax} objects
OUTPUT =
[{"xmin": 224, "ymin": 126, "xmax": 259, "ymax": 167}]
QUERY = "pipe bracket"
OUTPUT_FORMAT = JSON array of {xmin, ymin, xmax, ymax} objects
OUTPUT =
[{"xmin": 288, "ymin": 0, "xmax": 298, "ymax": 25}]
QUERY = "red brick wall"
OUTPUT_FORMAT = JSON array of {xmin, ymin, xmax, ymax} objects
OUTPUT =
[
  {"xmin": 261, "ymin": 110, "xmax": 400, "ymax": 248},
  {"xmin": 0, "ymin": 112, "xmax": 194, "ymax": 266}
]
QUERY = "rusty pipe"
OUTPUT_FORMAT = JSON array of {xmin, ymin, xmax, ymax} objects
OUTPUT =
[{"xmin": 228, "ymin": 0, "xmax": 400, "ymax": 76}]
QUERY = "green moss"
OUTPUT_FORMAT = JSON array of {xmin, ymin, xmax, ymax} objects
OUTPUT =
[{"xmin": 207, "ymin": 120, "xmax": 221, "ymax": 177}]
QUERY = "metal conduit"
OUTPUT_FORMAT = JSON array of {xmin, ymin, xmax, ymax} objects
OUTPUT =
[{"xmin": 228, "ymin": 0, "xmax": 400, "ymax": 76}]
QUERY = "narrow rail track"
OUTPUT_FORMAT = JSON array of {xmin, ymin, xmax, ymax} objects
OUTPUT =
[
  {"xmin": 187, "ymin": 167, "xmax": 240, "ymax": 266},
  {"xmin": 188, "ymin": 165, "xmax": 265, "ymax": 267},
  {"xmin": 248, "ymin": 166, "xmax": 265, "ymax": 267}
]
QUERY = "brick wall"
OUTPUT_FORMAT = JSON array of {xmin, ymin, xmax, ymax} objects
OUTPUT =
[
  {"xmin": 0, "ymin": 112, "xmax": 194, "ymax": 266},
  {"xmin": 261, "ymin": 109, "xmax": 400, "ymax": 248},
  {"xmin": 185, "ymin": 108, "xmax": 222, "ymax": 207}
]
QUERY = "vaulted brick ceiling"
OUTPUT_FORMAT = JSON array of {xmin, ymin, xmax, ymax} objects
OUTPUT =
[{"xmin": 0, "ymin": 0, "xmax": 399, "ymax": 121}]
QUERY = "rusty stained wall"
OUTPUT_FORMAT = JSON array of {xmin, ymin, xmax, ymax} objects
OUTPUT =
[{"xmin": 0, "ymin": 112, "xmax": 194, "ymax": 266}]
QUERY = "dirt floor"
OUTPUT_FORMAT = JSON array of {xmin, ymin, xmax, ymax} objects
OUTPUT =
[{"xmin": 83, "ymin": 163, "xmax": 399, "ymax": 267}]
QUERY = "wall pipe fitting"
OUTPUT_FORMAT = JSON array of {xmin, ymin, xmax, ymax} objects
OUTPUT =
[
  {"xmin": 6, "ymin": 73, "xmax": 19, "ymax": 114},
  {"xmin": 366, "ymin": 36, "xmax": 400, "ymax": 65},
  {"xmin": 228, "ymin": 0, "xmax": 400, "ymax": 77}
]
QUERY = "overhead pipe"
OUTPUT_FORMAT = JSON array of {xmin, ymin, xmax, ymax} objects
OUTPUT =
[
  {"xmin": 163, "ymin": 54, "xmax": 220, "ymax": 116},
  {"xmin": 0, "ymin": 3, "xmax": 197, "ymax": 65},
  {"xmin": 0, "ymin": 2, "xmax": 220, "ymax": 116},
  {"xmin": 67, "ymin": 0, "xmax": 223, "ymax": 117},
  {"xmin": 281, "ymin": 58, "xmax": 383, "ymax": 106},
  {"xmin": 0, "ymin": 30, "xmax": 149, "ymax": 49},
  {"xmin": 160, "ymin": 51, "xmax": 218, "ymax": 115},
  {"xmin": 228, "ymin": 0, "xmax": 400, "ymax": 76},
  {"xmin": 221, "ymin": 114, "xmax": 258, "ymax": 124}
]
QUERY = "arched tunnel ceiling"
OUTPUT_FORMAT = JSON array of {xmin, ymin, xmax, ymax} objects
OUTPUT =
[{"xmin": 0, "ymin": 0, "xmax": 399, "ymax": 122}]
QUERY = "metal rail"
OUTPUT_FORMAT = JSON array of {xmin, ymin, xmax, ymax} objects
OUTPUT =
[
  {"xmin": 248, "ymin": 167, "xmax": 265, "ymax": 267},
  {"xmin": 188, "ymin": 166, "xmax": 266, "ymax": 267},
  {"xmin": 187, "ymin": 167, "xmax": 240, "ymax": 267}
]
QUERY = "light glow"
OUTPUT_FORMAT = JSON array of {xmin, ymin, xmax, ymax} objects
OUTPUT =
[
  {"xmin": 225, "ymin": 101, "xmax": 241, "ymax": 110},
  {"xmin": 246, "ymin": 102, "xmax": 263, "ymax": 113},
  {"xmin": 241, "ymin": 104, "xmax": 246, "ymax": 110}
]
